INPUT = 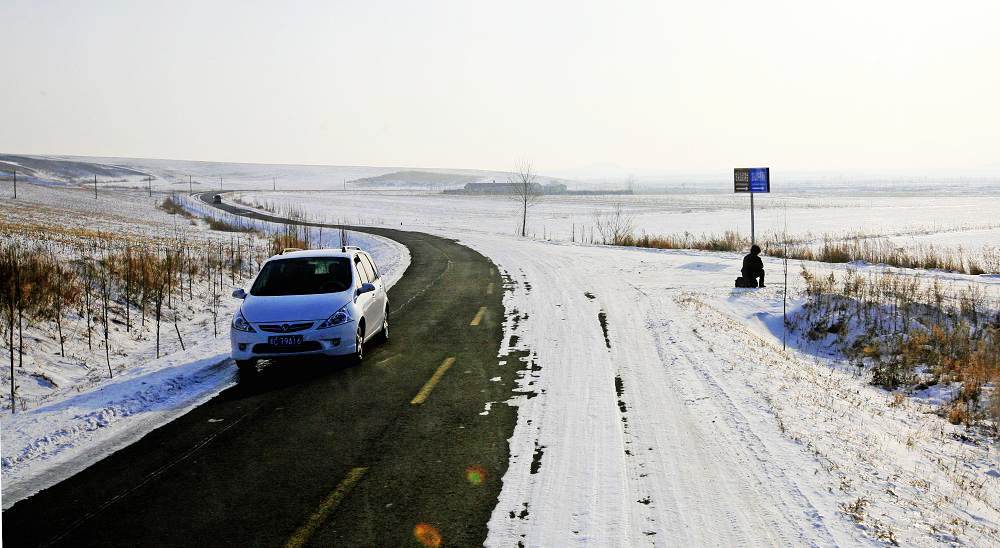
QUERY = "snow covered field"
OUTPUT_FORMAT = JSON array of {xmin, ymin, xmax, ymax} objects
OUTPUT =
[
  {"xmin": 244, "ymin": 190, "xmax": 1000, "ymax": 546},
  {"xmin": 0, "ymin": 183, "xmax": 408, "ymax": 508},
  {"xmin": 234, "ymin": 189, "xmax": 1000, "ymax": 262}
]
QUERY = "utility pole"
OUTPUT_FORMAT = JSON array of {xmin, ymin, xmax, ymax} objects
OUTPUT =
[
  {"xmin": 783, "ymin": 246, "xmax": 788, "ymax": 350},
  {"xmin": 189, "ymin": 175, "xmax": 193, "ymax": 194},
  {"xmin": 750, "ymin": 192, "xmax": 755, "ymax": 246},
  {"xmin": 147, "ymin": 175, "xmax": 152, "ymax": 197},
  {"xmin": 94, "ymin": 174, "xmax": 98, "ymax": 199},
  {"xmin": 11, "ymin": 168, "xmax": 15, "ymax": 199},
  {"xmin": 219, "ymin": 176, "xmax": 223, "ymax": 190},
  {"xmin": 782, "ymin": 205, "xmax": 789, "ymax": 351},
  {"xmin": 273, "ymin": 176, "xmax": 276, "ymax": 191}
]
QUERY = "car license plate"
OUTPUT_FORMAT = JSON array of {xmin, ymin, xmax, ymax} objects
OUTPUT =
[{"xmin": 268, "ymin": 335, "xmax": 303, "ymax": 346}]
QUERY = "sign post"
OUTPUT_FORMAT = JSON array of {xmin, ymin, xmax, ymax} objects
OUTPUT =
[{"xmin": 734, "ymin": 167, "xmax": 770, "ymax": 245}]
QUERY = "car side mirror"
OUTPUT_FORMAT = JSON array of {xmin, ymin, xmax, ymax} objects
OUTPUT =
[
  {"xmin": 356, "ymin": 282, "xmax": 376, "ymax": 297},
  {"xmin": 232, "ymin": 288, "xmax": 247, "ymax": 299}
]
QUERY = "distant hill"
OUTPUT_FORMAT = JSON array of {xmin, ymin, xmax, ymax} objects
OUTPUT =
[
  {"xmin": 0, "ymin": 154, "xmax": 584, "ymax": 192},
  {"xmin": 349, "ymin": 170, "xmax": 484, "ymax": 189},
  {"xmin": 0, "ymin": 154, "xmax": 151, "ymax": 184}
]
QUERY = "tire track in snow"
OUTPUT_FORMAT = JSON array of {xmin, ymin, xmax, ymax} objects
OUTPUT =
[{"xmin": 470, "ymin": 238, "xmax": 859, "ymax": 547}]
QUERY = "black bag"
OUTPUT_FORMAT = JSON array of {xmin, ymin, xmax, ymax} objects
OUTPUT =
[{"xmin": 735, "ymin": 276, "xmax": 757, "ymax": 288}]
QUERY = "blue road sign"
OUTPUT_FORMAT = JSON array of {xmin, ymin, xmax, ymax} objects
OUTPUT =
[
  {"xmin": 734, "ymin": 167, "xmax": 770, "ymax": 193},
  {"xmin": 748, "ymin": 167, "xmax": 770, "ymax": 193},
  {"xmin": 734, "ymin": 167, "xmax": 770, "ymax": 244}
]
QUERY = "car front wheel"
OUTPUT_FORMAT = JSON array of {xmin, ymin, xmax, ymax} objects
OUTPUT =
[
  {"xmin": 235, "ymin": 359, "xmax": 256, "ymax": 374},
  {"xmin": 350, "ymin": 329, "xmax": 364, "ymax": 365},
  {"xmin": 376, "ymin": 313, "xmax": 389, "ymax": 344}
]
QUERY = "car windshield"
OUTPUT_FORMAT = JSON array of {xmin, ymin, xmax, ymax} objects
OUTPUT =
[{"xmin": 250, "ymin": 257, "xmax": 352, "ymax": 296}]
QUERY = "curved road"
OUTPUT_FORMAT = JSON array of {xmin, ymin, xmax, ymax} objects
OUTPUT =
[{"xmin": 4, "ymin": 194, "xmax": 511, "ymax": 547}]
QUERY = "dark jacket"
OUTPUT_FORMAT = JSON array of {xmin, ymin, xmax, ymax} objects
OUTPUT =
[{"xmin": 741, "ymin": 253, "xmax": 763, "ymax": 276}]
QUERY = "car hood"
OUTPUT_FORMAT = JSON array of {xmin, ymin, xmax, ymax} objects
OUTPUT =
[{"xmin": 241, "ymin": 292, "xmax": 351, "ymax": 323}]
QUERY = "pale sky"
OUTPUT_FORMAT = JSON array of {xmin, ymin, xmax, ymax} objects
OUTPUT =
[{"xmin": 2, "ymin": 0, "xmax": 999, "ymax": 174}]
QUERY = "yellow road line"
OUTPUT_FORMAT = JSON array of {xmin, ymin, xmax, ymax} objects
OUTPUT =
[
  {"xmin": 486, "ymin": 282, "xmax": 493, "ymax": 295},
  {"xmin": 470, "ymin": 306, "xmax": 487, "ymax": 326},
  {"xmin": 410, "ymin": 357, "xmax": 456, "ymax": 405},
  {"xmin": 284, "ymin": 467, "xmax": 368, "ymax": 548},
  {"xmin": 376, "ymin": 354, "xmax": 401, "ymax": 367}
]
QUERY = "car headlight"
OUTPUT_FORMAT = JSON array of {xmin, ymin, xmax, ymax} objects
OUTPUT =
[
  {"xmin": 318, "ymin": 304, "xmax": 352, "ymax": 329},
  {"xmin": 232, "ymin": 310, "xmax": 256, "ymax": 333}
]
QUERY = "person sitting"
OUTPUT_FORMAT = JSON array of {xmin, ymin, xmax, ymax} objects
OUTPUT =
[{"xmin": 741, "ymin": 245, "xmax": 765, "ymax": 288}]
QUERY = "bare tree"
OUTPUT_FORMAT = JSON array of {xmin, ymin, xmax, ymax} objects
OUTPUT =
[
  {"xmin": 508, "ymin": 162, "xmax": 541, "ymax": 237},
  {"xmin": 593, "ymin": 202, "xmax": 635, "ymax": 245}
]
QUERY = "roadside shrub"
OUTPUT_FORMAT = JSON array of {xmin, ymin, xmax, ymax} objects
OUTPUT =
[
  {"xmin": 593, "ymin": 203, "xmax": 635, "ymax": 246},
  {"xmin": 269, "ymin": 224, "xmax": 316, "ymax": 255},
  {"xmin": 206, "ymin": 217, "xmax": 256, "ymax": 232},
  {"xmin": 158, "ymin": 196, "xmax": 194, "ymax": 218}
]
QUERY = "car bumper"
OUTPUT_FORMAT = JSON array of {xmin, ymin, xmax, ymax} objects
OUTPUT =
[{"xmin": 230, "ymin": 320, "xmax": 357, "ymax": 361}]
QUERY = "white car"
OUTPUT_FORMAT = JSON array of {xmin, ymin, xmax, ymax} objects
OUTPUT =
[{"xmin": 230, "ymin": 247, "xmax": 388, "ymax": 371}]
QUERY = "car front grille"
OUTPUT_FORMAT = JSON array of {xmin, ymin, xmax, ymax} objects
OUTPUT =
[
  {"xmin": 252, "ymin": 341, "xmax": 323, "ymax": 354},
  {"xmin": 258, "ymin": 322, "xmax": 314, "ymax": 333}
]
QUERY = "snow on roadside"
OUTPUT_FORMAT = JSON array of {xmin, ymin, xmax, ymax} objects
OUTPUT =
[
  {"xmin": 1, "ymin": 341, "xmax": 234, "ymax": 506},
  {"xmin": 1, "ymin": 185, "xmax": 409, "ymax": 509},
  {"xmin": 477, "ymin": 240, "xmax": 999, "ymax": 546}
]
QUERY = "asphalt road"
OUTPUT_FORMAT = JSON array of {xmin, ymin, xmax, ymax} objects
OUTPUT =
[{"xmin": 3, "ymin": 194, "xmax": 512, "ymax": 547}]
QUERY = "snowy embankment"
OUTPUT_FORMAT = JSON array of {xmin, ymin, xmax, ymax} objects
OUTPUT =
[
  {"xmin": 1, "ymin": 188, "xmax": 409, "ymax": 509},
  {"xmin": 271, "ymin": 190, "xmax": 999, "ymax": 546}
]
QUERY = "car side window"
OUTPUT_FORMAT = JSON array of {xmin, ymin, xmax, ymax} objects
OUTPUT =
[
  {"xmin": 361, "ymin": 254, "xmax": 379, "ymax": 281},
  {"xmin": 354, "ymin": 256, "xmax": 371, "ymax": 284},
  {"xmin": 357, "ymin": 254, "xmax": 376, "ymax": 283}
]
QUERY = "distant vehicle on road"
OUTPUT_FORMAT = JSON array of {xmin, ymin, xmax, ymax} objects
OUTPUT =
[
  {"xmin": 230, "ymin": 247, "xmax": 388, "ymax": 371},
  {"xmin": 212, "ymin": 194, "xmax": 223, "ymax": 204}
]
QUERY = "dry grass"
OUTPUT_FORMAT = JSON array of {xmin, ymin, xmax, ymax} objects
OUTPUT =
[
  {"xmin": 0, "ymin": 220, "xmax": 276, "ymax": 411},
  {"xmin": 797, "ymin": 266, "xmax": 1000, "ymax": 429},
  {"xmin": 590, "ymin": 205, "xmax": 997, "ymax": 275},
  {"xmin": 772, "ymin": 238, "xmax": 990, "ymax": 275},
  {"xmin": 620, "ymin": 230, "xmax": 750, "ymax": 252}
]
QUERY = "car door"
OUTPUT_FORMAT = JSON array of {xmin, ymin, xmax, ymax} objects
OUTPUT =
[
  {"xmin": 361, "ymin": 253, "xmax": 387, "ymax": 325},
  {"xmin": 353, "ymin": 255, "xmax": 378, "ymax": 338}
]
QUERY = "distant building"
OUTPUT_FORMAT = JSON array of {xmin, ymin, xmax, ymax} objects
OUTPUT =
[
  {"xmin": 447, "ymin": 181, "xmax": 544, "ymax": 195},
  {"xmin": 443, "ymin": 180, "xmax": 632, "ymax": 196}
]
